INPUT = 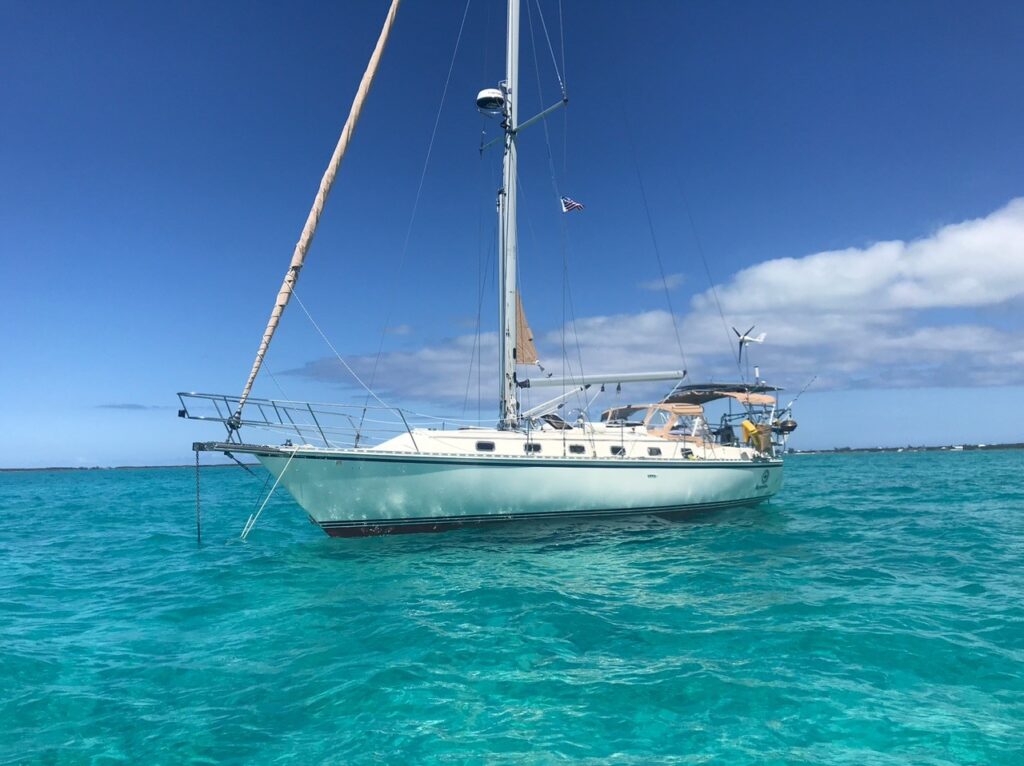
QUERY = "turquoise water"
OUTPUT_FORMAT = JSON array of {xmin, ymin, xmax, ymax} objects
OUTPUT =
[{"xmin": 2, "ymin": 451, "xmax": 1022, "ymax": 764}]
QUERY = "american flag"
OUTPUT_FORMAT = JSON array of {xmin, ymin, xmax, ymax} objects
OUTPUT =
[{"xmin": 560, "ymin": 195, "xmax": 585, "ymax": 213}]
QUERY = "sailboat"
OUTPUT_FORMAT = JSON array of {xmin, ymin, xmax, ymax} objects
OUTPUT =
[{"xmin": 179, "ymin": 0, "xmax": 797, "ymax": 538}]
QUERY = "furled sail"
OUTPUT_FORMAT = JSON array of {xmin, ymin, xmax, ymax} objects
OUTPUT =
[
  {"xmin": 231, "ymin": 0, "xmax": 402, "ymax": 426},
  {"xmin": 515, "ymin": 294, "xmax": 538, "ymax": 365}
]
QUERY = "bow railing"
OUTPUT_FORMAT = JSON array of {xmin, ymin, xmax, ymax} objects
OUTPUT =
[{"xmin": 177, "ymin": 392, "xmax": 473, "ymax": 450}]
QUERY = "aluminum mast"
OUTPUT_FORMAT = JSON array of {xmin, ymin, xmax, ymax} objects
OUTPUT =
[{"xmin": 497, "ymin": 0, "xmax": 521, "ymax": 429}]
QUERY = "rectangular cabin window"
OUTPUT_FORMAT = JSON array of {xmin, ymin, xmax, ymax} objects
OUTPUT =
[
  {"xmin": 648, "ymin": 447, "xmax": 662, "ymax": 456},
  {"xmin": 524, "ymin": 443, "xmax": 541, "ymax": 453},
  {"xmin": 475, "ymin": 441, "xmax": 495, "ymax": 452},
  {"xmin": 610, "ymin": 445, "xmax": 625, "ymax": 456},
  {"xmin": 569, "ymin": 444, "xmax": 585, "ymax": 455}
]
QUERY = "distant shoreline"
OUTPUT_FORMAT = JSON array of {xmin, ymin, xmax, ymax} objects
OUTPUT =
[
  {"xmin": 2, "ymin": 443, "xmax": 1022, "ymax": 471},
  {"xmin": 790, "ymin": 442, "xmax": 1024, "ymax": 455},
  {"xmin": 0, "ymin": 463, "xmax": 260, "ymax": 473}
]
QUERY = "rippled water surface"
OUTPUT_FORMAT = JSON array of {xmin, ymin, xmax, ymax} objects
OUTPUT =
[{"xmin": 2, "ymin": 451, "xmax": 1023, "ymax": 764}]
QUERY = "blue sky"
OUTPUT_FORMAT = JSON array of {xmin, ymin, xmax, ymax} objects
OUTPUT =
[{"xmin": 2, "ymin": 0, "xmax": 1023, "ymax": 467}]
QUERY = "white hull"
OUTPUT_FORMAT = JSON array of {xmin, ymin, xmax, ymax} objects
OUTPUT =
[{"xmin": 256, "ymin": 449, "xmax": 782, "ymax": 537}]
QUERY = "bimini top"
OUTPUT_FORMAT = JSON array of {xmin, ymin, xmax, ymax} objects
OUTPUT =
[
  {"xmin": 600, "ymin": 402, "xmax": 704, "ymax": 423},
  {"xmin": 664, "ymin": 382, "xmax": 781, "ymax": 407}
]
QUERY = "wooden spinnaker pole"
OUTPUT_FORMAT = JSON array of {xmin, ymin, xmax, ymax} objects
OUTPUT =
[{"xmin": 231, "ymin": 0, "xmax": 401, "ymax": 429}]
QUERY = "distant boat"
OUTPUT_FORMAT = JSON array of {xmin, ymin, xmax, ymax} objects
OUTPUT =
[{"xmin": 178, "ymin": 0, "xmax": 798, "ymax": 537}]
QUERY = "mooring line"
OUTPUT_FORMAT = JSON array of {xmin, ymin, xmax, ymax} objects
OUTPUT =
[{"xmin": 240, "ymin": 448, "xmax": 298, "ymax": 541}]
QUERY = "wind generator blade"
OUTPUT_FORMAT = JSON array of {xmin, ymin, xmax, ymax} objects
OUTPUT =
[{"xmin": 231, "ymin": 0, "xmax": 402, "ymax": 427}]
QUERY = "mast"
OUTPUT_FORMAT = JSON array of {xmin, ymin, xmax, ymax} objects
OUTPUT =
[
  {"xmin": 497, "ymin": 0, "xmax": 521, "ymax": 429},
  {"xmin": 228, "ymin": 0, "xmax": 401, "ymax": 433}
]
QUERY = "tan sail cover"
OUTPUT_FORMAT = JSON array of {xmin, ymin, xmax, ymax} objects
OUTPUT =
[
  {"xmin": 721, "ymin": 391, "xmax": 777, "ymax": 406},
  {"xmin": 233, "ymin": 0, "xmax": 401, "ymax": 420},
  {"xmin": 515, "ymin": 294, "xmax": 538, "ymax": 365},
  {"xmin": 601, "ymin": 403, "xmax": 703, "ymax": 422}
]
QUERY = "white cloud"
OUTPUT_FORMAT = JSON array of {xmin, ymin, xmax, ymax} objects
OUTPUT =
[
  {"xmin": 286, "ymin": 333, "xmax": 499, "ymax": 407},
  {"xmin": 679, "ymin": 197, "xmax": 1024, "ymax": 389},
  {"xmin": 638, "ymin": 273, "xmax": 685, "ymax": 291},
  {"xmin": 287, "ymin": 199, "xmax": 1024, "ymax": 403},
  {"xmin": 384, "ymin": 324, "xmax": 413, "ymax": 336},
  {"xmin": 695, "ymin": 198, "xmax": 1024, "ymax": 315}
]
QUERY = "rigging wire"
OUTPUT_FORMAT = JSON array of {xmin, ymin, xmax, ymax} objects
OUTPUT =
[
  {"xmin": 469, "ymin": 0, "xmax": 495, "ymax": 424},
  {"xmin": 464, "ymin": 0, "xmax": 514, "ymax": 421},
  {"xmin": 293, "ymin": 290, "xmax": 392, "ymax": 410},
  {"xmin": 256, "ymin": 358, "xmax": 317, "ymax": 443},
  {"xmin": 261, "ymin": 354, "xmax": 291, "ymax": 401},
  {"xmin": 552, "ymin": 7, "xmax": 587, "ymax": 417},
  {"xmin": 512, "ymin": 168, "xmax": 539, "ymax": 417},
  {"xmin": 524, "ymin": 0, "xmax": 588, "ymax": 415},
  {"xmin": 622, "ymin": 107, "xmax": 689, "ymax": 376},
  {"xmin": 557, "ymin": 0, "xmax": 567, "ymax": 96},
  {"xmin": 674, "ymin": 177, "xmax": 744, "ymax": 378},
  {"xmin": 532, "ymin": 0, "xmax": 566, "ymax": 97},
  {"xmin": 359, "ymin": 0, "xmax": 474, "ymax": 404},
  {"xmin": 784, "ymin": 375, "xmax": 817, "ymax": 413},
  {"xmin": 557, "ymin": 0, "xmax": 568, "ymax": 180},
  {"xmin": 461, "ymin": 157, "xmax": 487, "ymax": 419},
  {"xmin": 462, "ymin": 203, "xmax": 496, "ymax": 417}
]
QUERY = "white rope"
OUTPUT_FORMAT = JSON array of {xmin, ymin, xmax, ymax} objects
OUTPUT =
[{"xmin": 240, "ymin": 447, "xmax": 298, "ymax": 540}]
